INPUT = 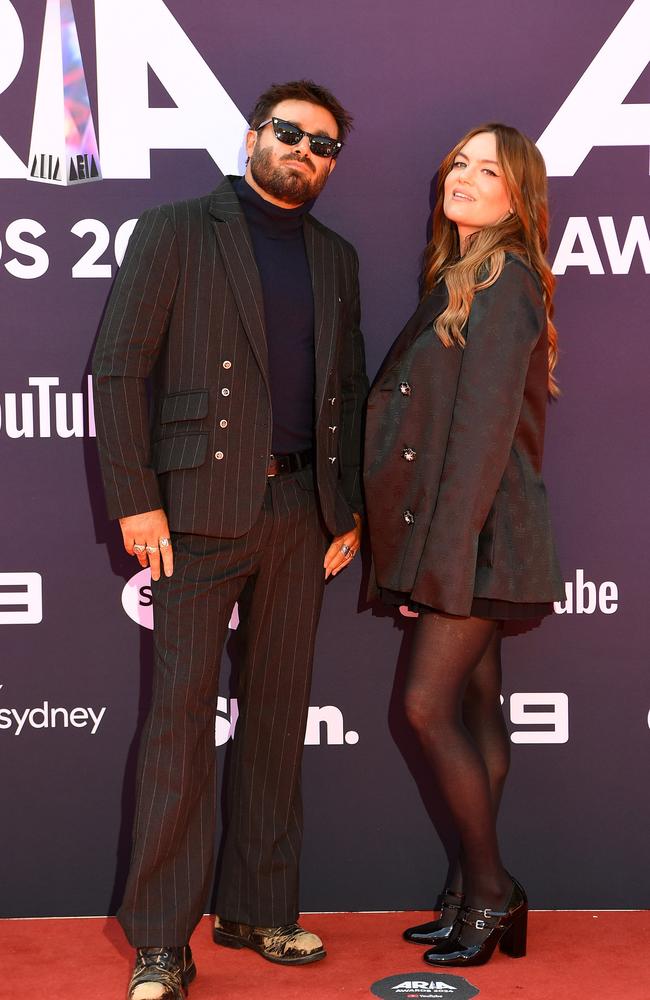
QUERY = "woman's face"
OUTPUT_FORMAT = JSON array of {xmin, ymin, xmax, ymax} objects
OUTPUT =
[{"xmin": 443, "ymin": 131, "xmax": 512, "ymax": 247}]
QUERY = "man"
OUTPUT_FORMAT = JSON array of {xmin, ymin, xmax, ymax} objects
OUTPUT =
[{"xmin": 92, "ymin": 79, "xmax": 367, "ymax": 999}]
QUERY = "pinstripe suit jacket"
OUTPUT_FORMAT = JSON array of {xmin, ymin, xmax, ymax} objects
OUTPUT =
[{"xmin": 92, "ymin": 177, "xmax": 368, "ymax": 538}]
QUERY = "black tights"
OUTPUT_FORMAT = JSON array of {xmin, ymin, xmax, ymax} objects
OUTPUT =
[{"xmin": 404, "ymin": 612, "xmax": 512, "ymax": 911}]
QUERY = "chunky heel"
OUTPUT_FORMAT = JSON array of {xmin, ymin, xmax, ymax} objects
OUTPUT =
[{"xmin": 499, "ymin": 904, "xmax": 527, "ymax": 957}]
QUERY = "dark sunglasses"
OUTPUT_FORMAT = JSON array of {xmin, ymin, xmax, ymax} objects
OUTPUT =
[{"xmin": 256, "ymin": 117, "xmax": 343, "ymax": 159}]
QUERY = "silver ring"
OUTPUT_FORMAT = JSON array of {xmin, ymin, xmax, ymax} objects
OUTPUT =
[
  {"xmin": 145, "ymin": 544, "xmax": 158, "ymax": 554},
  {"xmin": 340, "ymin": 543, "xmax": 351, "ymax": 556},
  {"xmin": 159, "ymin": 537, "xmax": 171, "ymax": 547},
  {"xmin": 133, "ymin": 543, "xmax": 146, "ymax": 553},
  {"xmin": 345, "ymin": 548, "xmax": 355, "ymax": 559}
]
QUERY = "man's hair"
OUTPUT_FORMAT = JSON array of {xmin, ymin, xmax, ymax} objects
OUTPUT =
[{"xmin": 248, "ymin": 80, "xmax": 353, "ymax": 141}]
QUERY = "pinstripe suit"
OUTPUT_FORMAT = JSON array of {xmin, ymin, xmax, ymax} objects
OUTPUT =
[{"xmin": 92, "ymin": 177, "xmax": 368, "ymax": 946}]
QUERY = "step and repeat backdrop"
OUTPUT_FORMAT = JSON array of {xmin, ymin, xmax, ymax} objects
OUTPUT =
[{"xmin": 1, "ymin": 0, "xmax": 648, "ymax": 917}]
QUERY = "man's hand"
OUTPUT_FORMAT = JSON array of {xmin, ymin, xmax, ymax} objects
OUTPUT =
[
  {"xmin": 324, "ymin": 513, "xmax": 362, "ymax": 580},
  {"xmin": 119, "ymin": 508, "xmax": 173, "ymax": 581}
]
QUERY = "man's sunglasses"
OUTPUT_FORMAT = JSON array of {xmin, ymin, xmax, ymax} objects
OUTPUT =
[{"xmin": 256, "ymin": 117, "xmax": 343, "ymax": 159}]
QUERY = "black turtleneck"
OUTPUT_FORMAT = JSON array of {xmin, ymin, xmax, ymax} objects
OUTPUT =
[{"xmin": 233, "ymin": 176, "xmax": 315, "ymax": 455}]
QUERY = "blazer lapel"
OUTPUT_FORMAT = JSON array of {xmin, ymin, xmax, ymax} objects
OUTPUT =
[
  {"xmin": 209, "ymin": 178, "xmax": 269, "ymax": 388},
  {"xmin": 304, "ymin": 216, "xmax": 338, "ymax": 421},
  {"xmin": 375, "ymin": 280, "xmax": 449, "ymax": 383}
]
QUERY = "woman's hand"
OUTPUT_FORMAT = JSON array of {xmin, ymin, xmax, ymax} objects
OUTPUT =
[{"xmin": 324, "ymin": 513, "xmax": 362, "ymax": 579}]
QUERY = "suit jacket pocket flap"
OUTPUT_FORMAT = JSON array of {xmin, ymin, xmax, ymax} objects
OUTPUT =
[
  {"xmin": 160, "ymin": 389, "xmax": 209, "ymax": 423},
  {"xmin": 153, "ymin": 433, "xmax": 208, "ymax": 473}
]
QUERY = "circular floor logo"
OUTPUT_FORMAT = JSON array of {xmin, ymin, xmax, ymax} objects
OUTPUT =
[{"xmin": 371, "ymin": 973, "xmax": 479, "ymax": 1000}]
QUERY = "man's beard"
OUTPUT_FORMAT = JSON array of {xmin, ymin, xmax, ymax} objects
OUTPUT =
[{"xmin": 249, "ymin": 145, "xmax": 329, "ymax": 205}]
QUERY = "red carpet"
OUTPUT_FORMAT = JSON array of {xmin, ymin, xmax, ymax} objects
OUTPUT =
[{"xmin": 3, "ymin": 911, "xmax": 650, "ymax": 999}]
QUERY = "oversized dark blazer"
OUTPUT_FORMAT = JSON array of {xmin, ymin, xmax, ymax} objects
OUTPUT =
[
  {"xmin": 92, "ymin": 177, "xmax": 368, "ymax": 538},
  {"xmin": 364, "ymin": 255, "xmax": 564, "ymax": 617}
]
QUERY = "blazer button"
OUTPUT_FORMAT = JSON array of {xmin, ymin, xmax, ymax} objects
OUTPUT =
[
  {"xmin": 329, "ymin": 425, "xmax": 337, "ymax": 432},
  {"xmin": 399, "ymin": 381, "xmax": 412, "ymax": 396},
  {"xmin": 222, "ymin": 360, "xmax": 232, "ymax": 369},
  {"xmin": 403, "ymin": 509, "xmax": 415, "ymax": 524},
  {"xmin": 329, "ymin": 456, "xmax": 337, "ymax": 463},
  {"xmin": 402, "ymin": 447, "xmax": 417, "ymax": 462},
  {"xmin": 215, "ymin": 451, "xmax": 224, "ymax": 460},
  {"xmin": 221, "ymin": 388, "xmax": 230, "ymax": 397},
  {"xmin": 219, "ymin": 419, "xmax": 228, "ymax": 428},
  {"xmin": 329, "ymin": 396, "xmax": 336, "ymax": 405}
]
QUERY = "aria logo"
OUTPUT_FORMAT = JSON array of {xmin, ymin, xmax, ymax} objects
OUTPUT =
[
  {"xmin": 0, "ymin": 0, "xmax": 248, "ymax": 184},
  {"xmin": 371, "ymin": 973, "xmax": 478, "ymax": 1000}
]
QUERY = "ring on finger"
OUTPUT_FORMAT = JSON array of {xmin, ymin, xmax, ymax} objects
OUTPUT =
[
  {"xmin": 340, "ymin": 543, "xmax": 351, "ymax": 556},
  {"xmin": 159, "ymin": 537, "xmax": 171, "ymax": 547},
  {"xmin": 145, "ymin": 544, "xmax": 158, "ymax": 554},
  {"xmin": 133, "ymin": 543, "xmax": 146, "ymax": 554},
  {"xmin": 345, "ymin": 548, "xmax": 355, "ymax": 559}
]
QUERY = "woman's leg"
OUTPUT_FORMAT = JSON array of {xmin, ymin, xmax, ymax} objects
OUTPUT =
[
  {"xmin": 462, "ymin": 628, "xmax": 510, "ymax": 816},
  {"xmin": 403, "ymin": 612, "xmax": 512, "ymax": 924}
]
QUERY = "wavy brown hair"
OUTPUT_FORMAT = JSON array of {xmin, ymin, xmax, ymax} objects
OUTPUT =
[{"xmin": 423, "ymin": 123, "xmax": 559, "ymax": 396}]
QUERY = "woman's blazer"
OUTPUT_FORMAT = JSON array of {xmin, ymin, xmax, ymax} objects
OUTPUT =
[{"xmin": 364, "ymin": 254, "xmax": 564, "ymax": 617}]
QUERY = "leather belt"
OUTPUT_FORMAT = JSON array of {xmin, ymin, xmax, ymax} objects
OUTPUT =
[{"xmin": 267, "ymin": 448, "xmax": 313, "ymax": 477}]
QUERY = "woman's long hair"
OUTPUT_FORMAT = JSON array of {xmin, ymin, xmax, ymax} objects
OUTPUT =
[{"xmin": 422, "ymin": 123, "xmax": 559, "ymax": 396}]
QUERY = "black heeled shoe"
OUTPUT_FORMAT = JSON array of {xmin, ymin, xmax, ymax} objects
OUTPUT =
[
  {"xmin": 403, "ymin": 889, "xmax": 464, "ymax": 944},
  {"xmin": 423, "ymin": 877, "xmax": 528, "ymax": 967}
]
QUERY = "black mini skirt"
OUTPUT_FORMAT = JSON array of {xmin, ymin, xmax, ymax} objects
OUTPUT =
[{"xmin": 379, "ymin": 588, "xmax": 554, "ymax": 621}]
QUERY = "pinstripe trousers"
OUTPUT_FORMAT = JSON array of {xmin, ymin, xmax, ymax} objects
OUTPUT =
[{"xmin": 117, "ymin": 467, "xmax": 329, "ymax": 947}]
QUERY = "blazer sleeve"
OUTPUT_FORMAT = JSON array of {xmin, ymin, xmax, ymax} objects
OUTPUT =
[
  {"xmin": 91, "ymin": 206, "xmax": 179, "ymax": 520},
  {"xmin": 411, "ymin": 258, "xmax": 545, "ymax": 613},
  {"xmin": 338, "ymin": 245, "xmax": 369, "ymax": 516}
]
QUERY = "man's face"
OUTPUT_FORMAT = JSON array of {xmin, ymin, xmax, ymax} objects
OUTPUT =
[{"xmin": 245, "ymin": 99, "xmax": 339, "ymax": 207}]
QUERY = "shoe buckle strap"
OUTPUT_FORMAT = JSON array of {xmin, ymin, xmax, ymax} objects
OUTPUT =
[
  {"xmin": 439, "ymin": 889, "xmax": 464, "ymax": 913},
  {"xmin": 460, "ymin": 905, "xmax": 508, "ymax": 931}
]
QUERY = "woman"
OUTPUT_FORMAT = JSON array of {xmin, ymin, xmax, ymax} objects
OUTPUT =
[{"xmin": 364, "ymin": 124, "xmax": 564, "ymax": 966}]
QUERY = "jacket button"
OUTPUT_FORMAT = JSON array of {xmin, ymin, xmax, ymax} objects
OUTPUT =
[
  {"xmin": 215, "ymin": 451, "xmax": 224, "ymax": 460},
  {"xmin": 329, "ymin": 396, "xmax": 336, "ymax": 404},
  {"xmin": 222, "ymin": 360, "xmax": 232, "ymax": 369},
  {"xmin": 220, "ymin": 419, "xmax": 228, "ymax": 428},
  {"xmin": 402, "ymin": 447, "xmax": 417, "ymax": 462},
  {"xmin": 399, "ymin": 381, "xmax": 412, "ymax": 396},
  {"xmin": 403, "ymin": 509, "xmax": 415, "ymax": 524},
  {"xmin": 329, "ymin": 456, "xmax": 337, "ymax": 463},
  {"xmin": 329, "ymin": 425, "xmax": 337, "ymax": 432},
  {"xmin": 221, "ymin": 388, "xmax": 230, "ymax": 397}
]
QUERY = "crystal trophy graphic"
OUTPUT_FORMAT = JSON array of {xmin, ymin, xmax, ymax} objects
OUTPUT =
[{"xmin": 27, "ymin": 0, "xmax": 101, "ymax": 185}]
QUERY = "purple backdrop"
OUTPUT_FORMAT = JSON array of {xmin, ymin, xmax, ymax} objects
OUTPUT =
[{"xmin": 1, "ymin": 0, "xmax": 648, "ymax": 917}]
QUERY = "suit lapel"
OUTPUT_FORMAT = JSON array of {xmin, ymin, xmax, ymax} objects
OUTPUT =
[
  {"xmin": 304, "ymin": 216, "xmax": 338, "ymax": 421},
  {"xmin": 209, "ymin": 178, "xmax": 269, "ymax": 388}
]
